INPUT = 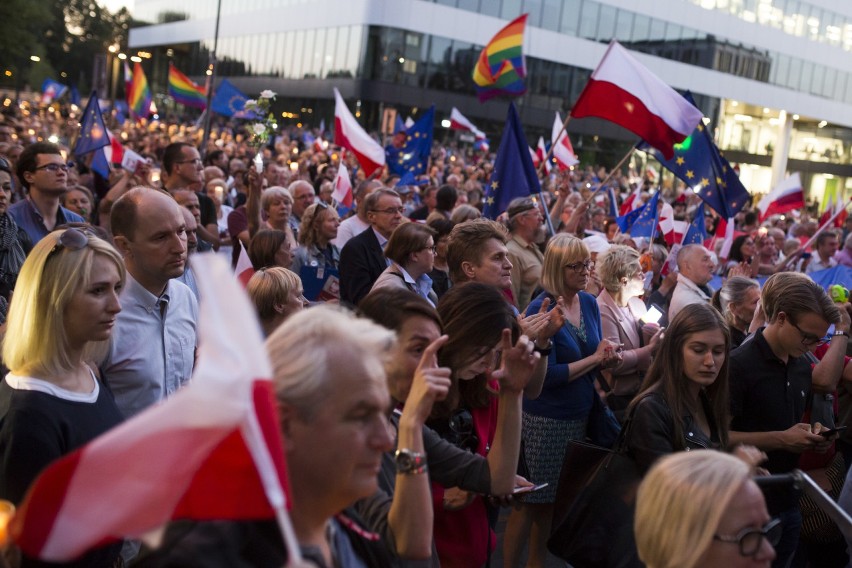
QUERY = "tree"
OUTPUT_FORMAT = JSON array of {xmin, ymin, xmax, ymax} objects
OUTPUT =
[{"xmin": 0, "ymin": 0, "xmax": 53, "ymax": 90}]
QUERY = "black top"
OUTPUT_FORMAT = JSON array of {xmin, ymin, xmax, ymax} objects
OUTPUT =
[
  {"xmin": 729, "ymin": 328, "xmax": 812, "ymax": 473},
  {"xmin": 339, "ymin": 227, "xmax": 386, "ymax": 307},
  {"xmin": 0, "ymin": 375, "xmax": 125, "ymax": 567},
  {"xmin": 626, "ymin": 391, "xmax": 721, "ymax": 473}
]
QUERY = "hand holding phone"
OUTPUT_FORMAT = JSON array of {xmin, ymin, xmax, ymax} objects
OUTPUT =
[
  {"xmin": 513, "ymin": 482, "xmax": 549, "ymax": 495},
  {"xmin": 819, "ymin": 426, "xmax": 847, "ymax": 438}
]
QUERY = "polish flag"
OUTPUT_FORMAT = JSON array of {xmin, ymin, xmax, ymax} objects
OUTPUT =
[
  {"xmin": 718, "ymin": 216, "xmax": 736, "ymax": 259},
  {"xmin": 331, "ymin": 162, "xmax": 354, "ymax": 209},
  {"xmin": 10, "ymin": 256, "xmax": 301, "ymax": 565},
  {"xmin": 834, "ymin": 198, "xmax": 848, "ymax": 228},
  {"xmin": 757, "ymin": 173, "xmax": 805, "ymax": 221},
  {"xmin": 619, "ymin": 186, "xmax": 642, "ymax": 216},
  {"xmin": 333, "ymin": 88, "xmax": 385, "ymax": 177},
  {"xmin": 571, "ymin": 41, "xmax": 703, "ymax": 160},
  {"xmin": 449, "ymin": 107, "xmax": 486, "ymax": 140},
  {"xmin": 658, "ymin": 202, "xmax": 688, "ymax": 246},
  {"xmin": 552, "ymin": 112, "xmax": 579, "ymax": 169},
  {"xmin": 536, "ymin": 136, "xmax": 552, "ymax": 175},
  {"xmin": 529, "ymin": 145, "xmax": 540, "ymax": 168},
  {"xmin": 101, "ymin": 131, "xmax": 125, "ymax": 165},
  {"xmin": 819, "ymin": 193, "xmax": 835, "ymax": 227},
  {"xmin": 235, "ymin": 242, "xmax": 255, "ymax": 287}
]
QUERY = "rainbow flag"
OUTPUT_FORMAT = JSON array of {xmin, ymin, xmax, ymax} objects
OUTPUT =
[
  {"xmin": 127, "ymin": 62, "xmax": 152, "ymax": 120},
  {"xmin": 472, "ymin": 14, "xmax": 528, "ymax": 102},
  {"xmin": 168, "ymin": 63, "xmax": 207, "ymax": 109}
]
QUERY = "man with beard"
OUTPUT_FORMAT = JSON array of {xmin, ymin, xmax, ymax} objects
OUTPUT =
[
  {"xmin": 506, "ymin": 197, "xmax": 546, "ymax": 312},
  {"xmin": 104, "ymin": 188, "xmax": 198, "ymax": 418}
]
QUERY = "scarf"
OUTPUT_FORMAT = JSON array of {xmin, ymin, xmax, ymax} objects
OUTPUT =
[{"xmin": 0, "ymin": 213, "xmax": 26, "ymax": 287}]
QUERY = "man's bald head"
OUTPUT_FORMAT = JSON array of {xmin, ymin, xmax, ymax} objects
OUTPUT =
[{"xmin": 111, "ymin": 187, "xmax": 177, "ymax": 241}]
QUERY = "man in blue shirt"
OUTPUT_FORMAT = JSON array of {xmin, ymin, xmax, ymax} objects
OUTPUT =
[{"xmin": 9, "ymin": 142, "xmax": 84, "ymax": 244}]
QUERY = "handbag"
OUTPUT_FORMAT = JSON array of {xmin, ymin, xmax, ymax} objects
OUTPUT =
[
  {"xmin": 586, "ymin": 382, "xmax": 622, "ymax": 449},
  {"xmin": 547, "ymin": 407, "xmax": 644, "ymax": 568}
]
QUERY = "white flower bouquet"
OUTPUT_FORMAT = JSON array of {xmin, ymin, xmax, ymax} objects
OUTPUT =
[{"xmin": 245, "ymin": 90, "xmax": 278, "ymax": 172}]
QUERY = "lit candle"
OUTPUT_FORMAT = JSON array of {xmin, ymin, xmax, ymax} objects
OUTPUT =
[{"xmin": 0, "ymin": 500, "xmax": 15, "ymax": 548}]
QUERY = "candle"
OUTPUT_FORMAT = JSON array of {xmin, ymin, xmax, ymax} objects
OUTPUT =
[{"xmin": 0, "ymin": 500, "xmax": 15, "ymax": 548}]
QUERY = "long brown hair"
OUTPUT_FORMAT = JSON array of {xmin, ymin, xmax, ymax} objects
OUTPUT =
[
  {"xmin": 432, "ymin": 282, "xmax": 518, "ymax": 418},
  {"xmin": 629, "ymin": 303, "xmax": 731, "ymax": 449}
]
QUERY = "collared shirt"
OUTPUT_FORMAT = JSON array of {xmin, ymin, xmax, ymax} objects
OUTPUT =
[
  {"xmin": 729, "ymin": 328, "xmax": 812, "ymax": 473},
  {"xmin": 8, "ymin": 198, "xmax": 84, "ymax": 245},
  {"xmin": 373, "ymin": 227, "xmax": 391, "ymax": 267},
  {"xmin": 668, "ymin": 273, "xmax": 711, "ymax": 322},
  {"xmin": 102, "ymin": 274, "xmax": 198, "ymax": 418},
  {"xmin": 507, "ymin": 233, "xmax": 544, "ymax": 311},
  {"xmin": 371, "ymin": 263, "xmax": 436, "ymax": 306},
  {"xmin": 805, "ymin": 254, "xmax": 838, "ymax": 273}
]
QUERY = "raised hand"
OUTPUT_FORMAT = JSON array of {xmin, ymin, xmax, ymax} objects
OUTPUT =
[
  {"xmin": 404, "ymin": 335, "xmax": 452, "ymax": 425},
  {"xmin": 493, "ymin": 329, "xmax": 540, "ymax": 394}
]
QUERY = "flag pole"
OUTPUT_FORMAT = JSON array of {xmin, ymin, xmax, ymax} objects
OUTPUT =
[
  {"xmin": 779, "ymin": 198, "xmax": 851, "ymax": 269},
  {"xmin": 199, "ymin": 0, "xmax": 222, "ymax": 159},
  {"xmin": 537, "ymin": 114, "xmax": 571, "ymax": 178},
  {"xmin": 584, "ymin": 146, "xmax": 635, "ymax": 204}
]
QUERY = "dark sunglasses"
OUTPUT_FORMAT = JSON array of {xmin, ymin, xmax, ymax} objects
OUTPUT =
[{"xmin": 48, "ymin": 228, "xmax": 91, "ymax": 259}]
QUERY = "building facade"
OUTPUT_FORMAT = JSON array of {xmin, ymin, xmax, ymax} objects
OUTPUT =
[{"xmin": 129, "ymin": 0, "xmax": 852, "ymax": 203}]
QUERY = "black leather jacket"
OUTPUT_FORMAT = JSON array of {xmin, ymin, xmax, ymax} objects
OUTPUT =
[{"xmin": 626, "ymin": 391, "xmax": 721, "ymax": 473}]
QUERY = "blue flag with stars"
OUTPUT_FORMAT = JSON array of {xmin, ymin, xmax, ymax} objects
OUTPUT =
[
  {"xmin": 638, "ymin": 92, "xmax": 749, "ymax": 219},
  {"xmin": 625, "ymin": 191, "xmax": 660, "ymax": 238},
  {"xmin": 386, "ymin": 106, "xmax": 434, "ymax": 177},
  {"xmin": 606, "ymin": 186, "xmax": 619, "ymax": 219},
  {"xmin": 74, "ymin": 93, "xmax": 109, "ymax": 157},
  {"xmin": 682, "ymin": 201, "xmax": 708, "ymax": 245},
  {"xmin": 483, "ymin": 103, "xmax": 541, "ymax": 219}
]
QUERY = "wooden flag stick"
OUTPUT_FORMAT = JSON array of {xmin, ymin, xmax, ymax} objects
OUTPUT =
[{"xmin": 584, "ymin": 146, "xmax": 635, "ymax": 205}]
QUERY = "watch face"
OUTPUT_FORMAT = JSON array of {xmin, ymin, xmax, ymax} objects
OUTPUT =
[{"xmin": 397, "ymin": 453, "xmax": 412, "ymax": 469}]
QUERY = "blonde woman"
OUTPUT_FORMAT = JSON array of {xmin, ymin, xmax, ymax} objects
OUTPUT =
[
  {"xmin": 0, "ymin": 228, "xmax": 126, "ymax": 566},
  {"xmin": 246, "ymin": 266, "xmax": 306, "ymax": 337},
  {"xmin": 636, "ymin": 450, "xmax": 777, "ymax": 568},
  {"xmin": 291, "ymin": 202, "xmax": 341, "ymax": 274}
]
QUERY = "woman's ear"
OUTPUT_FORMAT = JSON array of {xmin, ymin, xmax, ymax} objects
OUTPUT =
[
  {"xmin": 273, "ymin": 303, "xmax": 286, "ymax": 314},
  {"xmin": 278, "ymin": 402, "xmax": 296, "ymax": 450}
]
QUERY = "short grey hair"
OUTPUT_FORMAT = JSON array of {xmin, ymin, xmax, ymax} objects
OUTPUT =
[
  {"xmin": 266, "ymin": 306, "xmax": 395, "ymax": 421},
  {"xmin": 261, "ymin": 186, "xmax": 293, "ymax": 212}
]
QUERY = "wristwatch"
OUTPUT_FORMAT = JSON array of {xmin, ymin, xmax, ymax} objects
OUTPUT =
[
  {"xmin": 533, "ymin": 339, "xmax": 553, "ymax": 356},
  {"xmin": 394, "ymin": 449, "xmax": 428, "ymax": 475},
  {"xmin": 834, "ymin": 330, "xmax": 850, "ymax": 339}
]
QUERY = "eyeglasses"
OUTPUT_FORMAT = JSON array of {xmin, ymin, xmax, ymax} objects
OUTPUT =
[
  {"xmin": 565, "ymin": 260, "xmax": 595, "ymax": 273},
  {"xmin": 48, "ymin": 227, "xmax": 91, "ymax": 259},
  {"xmin": 35, "ymin": 163, "xmax": 69, "ymax": 173},
  {"xmin": 448, "ymin": 409, "xmax": 480, "ymax": 453},
  {"xmin": 422, "ymin": 245, "xmax": 437, "ymax": 254},
  {"xmin": 789, "ymin": 318, "xmax": 829, "ymax": 347},
  {"xmin": 371, "ymin": 207, "xmax": 405, "ymax": 216},
  {"xmin": 714, "ymin": 518, "xmax": 782, "ymax": 558},
  {"xmin": 176, "ymin": 158, "xmax": 203, "ymax": 166}
]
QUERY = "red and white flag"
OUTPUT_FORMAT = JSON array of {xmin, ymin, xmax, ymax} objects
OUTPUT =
[
  {"xmin": 11, "ymin": 256, "xmax": 300, "ymax": 564},
  {"xmin": 235, "ymin": 242, "xmax": 255, "ymax": 287},
  {"xmin": 718, "ymin": 216, "xmax": 736, "ymax": 259},
  {"xmin": 331, "ymin": 162, "xmax": 354, "ymax": 209},
  {"xmin": 658, "ymin": 202, "xmax": 688, "ymax": 246},
  {"xmin": 536, "ymin": 136, "xmax": 552, "ymax": 175},
  {"xmin": 333, "ymin": 88, "xmax": 385, "ymax": 177},
  {"xmin": 757, "ymin": 172, "xmax": 805, "ymax": 221},
  {"xmin": 552, "ymin": 112, "xmax": 578, "ymax": 169},
  {"xmin": 570, "ymin": 41, "xmax": 703, "ymax": 160},
  {"xmin": 834, "ymin": 198, "xmax": 849, "ymax": 228},
  {"xmin": 619, "ymin": 186, "xmax": 642, "ymax": 216},
  {"xmin": 529, "ymin": 145, "xmax": 540, "ymax": 168},
  {"xmin": 449, "ymin": 107, "xmax": 486, "ymax": 140}
]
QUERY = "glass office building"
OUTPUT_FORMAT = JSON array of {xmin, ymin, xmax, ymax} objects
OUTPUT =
[{"xmin": 129, "ymin": 0, "xmax": 852, "ymax": 201}]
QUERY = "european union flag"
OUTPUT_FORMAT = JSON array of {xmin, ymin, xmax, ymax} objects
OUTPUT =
[
  {"xmin": 74, "ymin": 93, "xmax": 109, "ymax": 156},
  {"xmin": 626, "ymin": 191, "xmax": 661, "ymax": 238},
  {"xmin": 70, "ymin": 86, "xmax": 81, "ymax": 107},
  {"xmin": 211, "ymin": 79, "xmax": 249, "ymax": 118},
  {"xmin": 90, "ymin": 148, "xmax": 111, "ymax": 178},
  {"xmin": 639, "ymin": 92, "xmax": 750, "ymax": 219},
  {"xmin": 483, "ymin": 103, "xmax": 541, "ymax": 219},
  {"xmin": 616, "ymin": 201, "xmax": 645, "ymax": 233},
  {"xmin": 396, "ymin": 171, "xmax": 428, "ymax": 187},
  {"xmin": 385, "ymin": 106, "xmax": 434, "ymax": 177},
  {"xmin": 682, "ymin": 201, "xmax": 708, "ymax": 245}
]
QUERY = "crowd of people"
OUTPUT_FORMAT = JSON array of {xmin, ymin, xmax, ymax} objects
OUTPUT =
[{"xmin": 0, "ymin": 98, "xmax": 851, "ymax": 568}]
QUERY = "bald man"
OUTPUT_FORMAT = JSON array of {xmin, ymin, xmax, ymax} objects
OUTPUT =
[{"xmin": 103, "ymin": 188, "xmax": 198, "ymax": 418}]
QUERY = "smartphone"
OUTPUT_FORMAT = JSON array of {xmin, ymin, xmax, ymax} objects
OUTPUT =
[
  {"xmin": 513, "ymin": 482, "xmax": 549, "ymax": 494},
  {"xmin": 819, "ymin": 426, "xmax": 847, "ymax": 438},
  {"xmin": 801, "ymin": 251, "xmax": 812, "ymax": 260}
]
